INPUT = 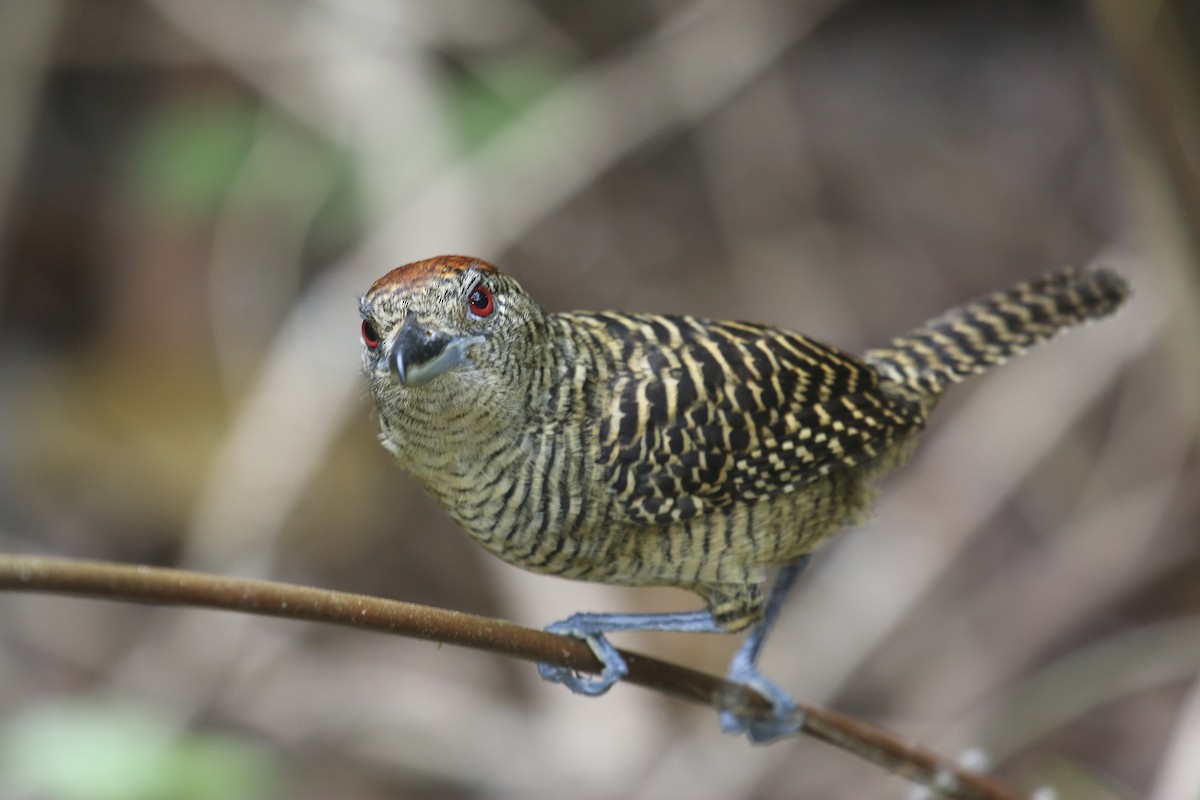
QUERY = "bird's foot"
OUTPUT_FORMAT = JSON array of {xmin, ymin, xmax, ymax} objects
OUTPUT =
[
  {"xmin": 719, "ymin": 657, "xmax": 805, "ymax": 743},
  {"xmin": 537, "ymin": 616, "xmax": 629, "ymax": 696}
]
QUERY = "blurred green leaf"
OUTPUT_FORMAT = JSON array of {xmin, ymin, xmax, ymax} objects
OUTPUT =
[
  {"xmin": 0, "ymin": 699, "xmax": 280, "ymax": 800},
  {"xmin": 449, "ymin": 56, "xmax": 563, "ymax": 150},
  {"xmin": 126, "ymin": 94, "xmax": 360, "ymax": 252},
  {"xmin": 130, "ymin": 95, "xmax": 257, "ymax": 218}
]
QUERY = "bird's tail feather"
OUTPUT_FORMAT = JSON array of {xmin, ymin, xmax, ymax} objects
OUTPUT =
[{"xmin": 863, "ymin": 267, "xmax": 1130, "ymax": 398}]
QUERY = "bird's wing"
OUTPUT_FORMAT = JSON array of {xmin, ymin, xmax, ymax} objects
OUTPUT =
[{"xmin": 587, "ymin": 314, "xmax": 923, "ymax": 524}]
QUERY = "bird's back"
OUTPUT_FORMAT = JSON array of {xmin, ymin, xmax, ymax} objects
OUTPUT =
[
  {"xmin": 506, "ymin": 267, "xmax": 1130, "ymax": 614},
  {"xmin": 515, "ymin": 311, "xmax": 926, "ymax": 618}
]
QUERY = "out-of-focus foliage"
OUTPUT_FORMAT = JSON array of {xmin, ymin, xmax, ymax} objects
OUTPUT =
[
  {"xmin": 449, "ymin": 55, "xmax": 565, "ymax": 151},
  {"xmin": 130, "ymin": 95, "xmax": 259, "ymax": 218},
  {"xmin": 0, "ymin": 700, "xmax": 279, "ymax": 800}
]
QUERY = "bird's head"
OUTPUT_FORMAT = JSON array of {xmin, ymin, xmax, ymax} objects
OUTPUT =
[{"xmin": 359, "ymin": 255, "xmax": 550, "ymax": 431}]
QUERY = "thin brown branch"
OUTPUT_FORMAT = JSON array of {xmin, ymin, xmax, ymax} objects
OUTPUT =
[{"xmin": 0, "ymin": 553, "xmax": 1024, "ymax": 800}]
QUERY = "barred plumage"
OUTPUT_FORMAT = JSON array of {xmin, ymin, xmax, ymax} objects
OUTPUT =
[
  {"xmin": 864, "ymin": 268, "xmax": 1130, "ymax": 398},
  {"xmin": 360, "ymin": 256, "xmax": 1129, "ymax": 730}
]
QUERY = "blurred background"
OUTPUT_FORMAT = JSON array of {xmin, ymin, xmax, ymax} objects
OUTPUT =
[{"xmin": 0, "ymin": 0, "xmax": 1197, "ymax": 798}]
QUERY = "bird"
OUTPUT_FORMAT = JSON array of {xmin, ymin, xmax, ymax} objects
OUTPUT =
[{"xmin": 359, "ymin": 255, "xmax": 1130, "ymax": 741}]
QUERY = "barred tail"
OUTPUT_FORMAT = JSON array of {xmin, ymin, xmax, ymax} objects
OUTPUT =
[{"xmin": 863, "ymin": 267, "xmax": 1131, "ymax": 398}]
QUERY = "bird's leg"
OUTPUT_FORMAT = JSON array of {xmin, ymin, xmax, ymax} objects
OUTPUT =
[
  {"xmin": 719, "ymin": 555, "xmax": 811, "ymax": 742},
  {"xmin": 538, "ymin": 609, "xmax": 724, "ymax": 696},
  {"xmin": 539, "ymin": 557, "xmax": 812, "ymax": 743}
]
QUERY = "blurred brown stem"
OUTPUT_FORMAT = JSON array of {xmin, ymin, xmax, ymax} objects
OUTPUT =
[
  {"xmin": 0, "ymin": 553, "xmax": 1023, "ymax": 800},
  {"xmin": 1089, "ymin": 0, "xmax": 1200, "ymax": 259}
]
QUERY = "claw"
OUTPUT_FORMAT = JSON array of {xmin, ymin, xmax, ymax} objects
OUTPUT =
[
  {"xmin": 719, "ymin": 664, "xmax": 805, "ymax": 742},
  {"xmin": 538, "ymin": 621, "xmax": 629, "ymax": 696},
  {"xmin": 717, "ymin": 592, "xmax": 807, "ymax": 742}
]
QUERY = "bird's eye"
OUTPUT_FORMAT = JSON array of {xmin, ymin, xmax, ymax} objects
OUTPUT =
[
  {"xmin": 361, "ymin": 319, "xmax": 381, "ymax": 350},
  {"xmin": 467, "ymin": 282, "xmax": 495, "ymax": 318}
]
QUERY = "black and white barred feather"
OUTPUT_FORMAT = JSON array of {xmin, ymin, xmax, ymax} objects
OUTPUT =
[{"xmin": 361, "ymin": 258, "xmax": 1129, "ymax": 632}]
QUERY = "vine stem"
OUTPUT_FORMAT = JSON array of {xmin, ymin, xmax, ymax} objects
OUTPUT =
[{"xmin": 0, "ymin": 553, "xmax": 1023, "ymax": 800}]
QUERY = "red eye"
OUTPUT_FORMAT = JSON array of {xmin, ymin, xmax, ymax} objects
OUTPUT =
[
  {"xmin": 467, "ymin": 282, "xmax": 495, "ymax": 318},
  {"xmin": 361, "ymin": 319, "xmax": 381, "ymax": 349}
]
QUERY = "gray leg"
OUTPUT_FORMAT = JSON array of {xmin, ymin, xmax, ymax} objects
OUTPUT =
[
  {"xmin": 538, "ymin": 555, "xmax": 811, "ymax": 743},
  {"xmin": 720, "ymin": 556, "xmax": 811, "ymax": 742}
]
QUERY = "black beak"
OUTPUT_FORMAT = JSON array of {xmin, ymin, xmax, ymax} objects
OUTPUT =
[{"xmin": 389, "ymin": 312, "xmax": 482, "ymax": 387}]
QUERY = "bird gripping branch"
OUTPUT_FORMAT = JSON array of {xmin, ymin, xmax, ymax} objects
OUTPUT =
[{"xmin": 360, "ymin": 256, "xmax": 1129, "ymax": 741}]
